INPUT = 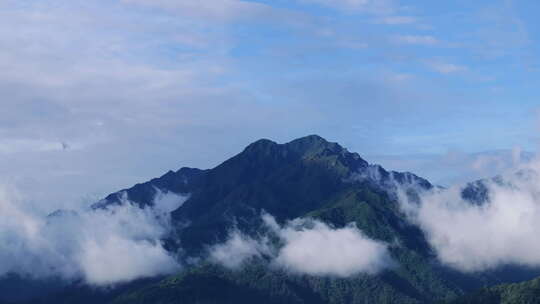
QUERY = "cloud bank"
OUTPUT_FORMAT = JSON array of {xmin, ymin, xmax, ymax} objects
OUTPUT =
[
  {"xmin": 0, "ymin": 186, "xmax": 184, "ymax": 285},
  {"xmin": 267, "ymin": 215, "xmax": 392, "ymax": 276},
  {"xmin": 209, "ymin": 214, "xmax": 391, "ymax": 277},
  {"xmin": 400, "ymin": 160, "xmax": 540, "ymax": 272}
]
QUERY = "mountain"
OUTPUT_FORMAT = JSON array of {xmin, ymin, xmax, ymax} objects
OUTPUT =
[
  {"xmin": 97, "ymin": 135, "xmax": 434, "ymax": 256},
  {"xmin": 449, "ymin": 276, "xmax": 540, "ymax": 304},
  {"xmin": 7, "ymin": 135, "xmax": 540, "ymax": 303}
]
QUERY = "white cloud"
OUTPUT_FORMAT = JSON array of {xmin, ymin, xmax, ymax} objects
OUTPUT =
[
  {"xmin": 0, "ymin": 185, "xmax": 182, "ymax": 285},
  {"xmin": 426, "ymin": 61, "xmax": 468, "ymax": 74},
  {"xmin": 121, "ymin": 0, "xmax": 270, "ymax": 22},
  {"xmin": 377, "ymin": 16, "xmax": 417, "ymax": 25},
  {"xmin": 77, "ymin": 235, "xmax": 178, "ymax": 285},
  {"xmin": 270, "ymin": 218, "xmax": 391, "ymax": 276},
  {"xmin": 399, "ymin": 159, "xmax": 540, "ymax": 272},
  {"xmin": 393, "ymin": 35, "xmax": 439, "ymax": 46},
  {"xmin": 370, "ymin": 148, "xmax": 533, "ymax": 186},
  {"xmin": 298, "ymin": 0, "xmax": 396, "ymax": 15},
  {"xmin": 210, "ymin": 213, "xmax": 391, "ymax": 277},
  {"xmin": 384, "ymin": 72, "xmax": 414, "ymax": 83},
  {"xmin": 209, "ymin": 231, "xmax": 271, "ymax": 269},
  {"xmin": 152, "ymin": 188, "xmax": 190, "ymax": 213}
]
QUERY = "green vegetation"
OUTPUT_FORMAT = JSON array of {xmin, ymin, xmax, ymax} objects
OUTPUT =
[
  {"xmin": 113, "ymin": 263, "xmax": 421, "ymax": 304},
  {"xmin": 449, "ymin": 277, "xmax": 540, "ymax": 304}
]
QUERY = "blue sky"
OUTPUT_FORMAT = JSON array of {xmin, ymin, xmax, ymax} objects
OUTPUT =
[{"xmin": 1, "ymin": 0, "xmax": 539, "ymax": 210}]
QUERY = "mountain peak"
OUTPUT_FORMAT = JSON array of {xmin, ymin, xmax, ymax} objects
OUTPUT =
[
  {"xmin": 290, "ymin": 134, "xmax": 327, "ymax": 143},
  {"xmin": 240, "ymin": 135, "xmax": 367, "ymax": 170},
  {"xmin": 284, "ymin": 135, "xmax": 360, "ymax": 159},
  {"xmin": 242, "ymin": 138, "xmax": 281, "ymax": 158},
  {"xmin": 244, "ymin": 138, "xmax": 278, "ymax": 149},
  {"xmin": 242, "ymin": 135, "xmax": 340, "ymax": 157},
  {"xmin": 286, "ymin": 134, "xmax": 338, "ymax": 154}
]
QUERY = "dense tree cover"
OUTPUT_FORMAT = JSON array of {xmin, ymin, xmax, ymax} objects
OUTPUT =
[
  {"xmin": 449, "ymin": 277, "xmax": 540, "ymax": 304},
  {"xmin": 113, "ymin": 263, "xmax": 421, "ymax": 304}
]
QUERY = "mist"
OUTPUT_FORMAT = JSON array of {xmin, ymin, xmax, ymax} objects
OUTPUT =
[
  {"xmin": 209, "ymin": 213, "xmax": 392, "ymax": 277},
  {"xmin": 209, "ymin": 231, "xmax": 272, "ymax": 269},
  {"xmin": 0, "ymin": 185, "xmax": 185, "ymax": 285},
  {"xmin": 400, "ymin": 159, "xmax": 540, "ymax": 272}
]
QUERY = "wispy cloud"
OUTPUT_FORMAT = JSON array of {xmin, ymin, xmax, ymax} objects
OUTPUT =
[
  {"xmin": 399, "ymin": 157, "xmax": 540, "ymax": 272},
  {"xmin": 121, "ymin": 0, "xmax": 270, "ymax": 22},
  {"xmin": 0, "ymin": 186, "xmax": 184, "ymax": 285},
  {"xmin": 376, "ymin": 16, "xmax": 417, "ymax": 25},
  {"xmin": 265, "ymin": 215, "xmax": 392, "ymax": 276},
  {"xmin": 426, "ymin": 61, "xmax": 468, "ymax": 74},
  {"xmin": 298, "ymin": 0, "xmax": 396, "ymax": 15},
  {"xmin": 371, "ymin": 148, "xmax": 533, "ymax": 186},
  {"xmin": 209, "ymin": 213, "xmax": 392, "ymax": 277},
  {"xmin": 209, "ymin": 231, "xmax": 272, "ymax": 269},
  {"xmin": 393, "ymin": 35, "xmax": 439, "ymax": 46}
]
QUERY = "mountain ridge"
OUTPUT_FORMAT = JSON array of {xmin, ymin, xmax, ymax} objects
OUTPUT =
[{"xmin": 97, "ymin": 135, "xmax": 431, "ymax": 211}]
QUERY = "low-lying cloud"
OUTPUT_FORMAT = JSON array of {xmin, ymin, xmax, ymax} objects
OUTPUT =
[
  {"xmin": 209, "ymin": 231, "xmax": 272, "ymax": 269},
  {"xmin": 0, "ymin": 185, "xmax": 185, "ymax": 285},
  {"xmin": 209, "ymin": 213, "xmax": 392, "ymax": 277},
  {"xmin": 400, "ymin": 160, "xmax": 540, "ymax": 272},
  {"xmin": 267, "ymin": 216, "xmax": 392, "ymax": 276}
]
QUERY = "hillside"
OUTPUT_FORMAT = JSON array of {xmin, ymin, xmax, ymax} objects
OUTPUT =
[{"xmin": 449, "ymin": 276, "xmax": 540, "ymax": 304}]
